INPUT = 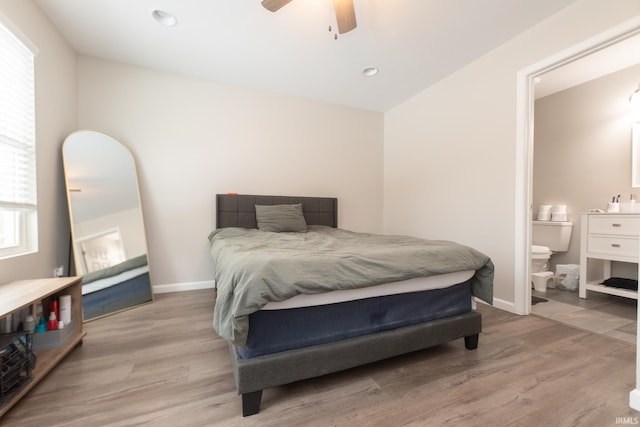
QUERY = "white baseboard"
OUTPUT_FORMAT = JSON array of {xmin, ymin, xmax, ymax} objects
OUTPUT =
[
  {"xmin": 630, "ymin": 389, "xmax": 640, "ymax": 411},
  {"xmin": 473, "ymin": 297, "xmax": 516, "ymax": 314},
  {"xmin": 491, "ymin": 297, "xmax": 516, "ymax": 314},
  {"xmin": 153, "ymin": 280, "xmax": 215, "ymax": 294}
]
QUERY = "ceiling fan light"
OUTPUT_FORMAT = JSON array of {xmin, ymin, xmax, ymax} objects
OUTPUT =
[
  {"xmin": 152, "ymin": 10, "xmax": 177, "ymax": 27},
  {"xmin": 362, "ymin": 66, "xmax": 379, "ymax": 77}
]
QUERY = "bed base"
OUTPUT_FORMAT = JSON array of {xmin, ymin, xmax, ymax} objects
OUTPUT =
[{"xmin": 229, "ymin": 310, "xmax": 481, "ymax": 416}]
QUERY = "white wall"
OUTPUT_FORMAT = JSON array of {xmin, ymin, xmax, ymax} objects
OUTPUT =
[
  {"xmin": 383, "ymin": 0, "xmax": 640, "ymax": 307},
  {"xmin": 77, "ymin": 57, "xmax": 384, "ymax": 287},
  {"xmin": 4, "ymin": 0, "xmax": 636, "ymax": 302},
  {"xmin": 73, "ymin": 207, "xmax": 147, "ymax": 275},
  {"xmin": 0, "ymin": 0, "xmax": 77, "ymax": 284}
]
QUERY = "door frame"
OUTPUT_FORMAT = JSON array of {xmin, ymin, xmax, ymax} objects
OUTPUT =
[{"xmin": 514, "ymin": 16, "xmax": 640, "ymax": 315}]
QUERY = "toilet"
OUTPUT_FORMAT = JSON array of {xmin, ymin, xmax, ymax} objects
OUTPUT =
[{"xmin": 531, "ymin": 220, "xmax": 573, "ymax": 292}]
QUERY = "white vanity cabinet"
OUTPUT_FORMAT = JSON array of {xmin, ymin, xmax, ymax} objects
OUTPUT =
[{"xmin": 579, "ymin": 213, "xmax": 639, "ymax": 300}]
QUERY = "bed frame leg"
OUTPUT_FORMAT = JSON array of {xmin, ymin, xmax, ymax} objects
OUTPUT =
[
  {"xmin": 242, "ymin": 390, "xmax": 263, "ymax": 417},
  {"xmin": 464, "ymin": 333, "xmax": 479, "ymax": 350}
]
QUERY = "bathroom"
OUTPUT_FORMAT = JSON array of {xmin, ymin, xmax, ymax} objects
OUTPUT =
[{"xmin": 530, "ymin": 56, "xmax": 640, "ymax": 341}]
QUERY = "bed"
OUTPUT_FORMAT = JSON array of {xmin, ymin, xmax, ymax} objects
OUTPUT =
[
  {"xmin": 210, "ymin": 194, "xmax": 494, "ymax": 416},
  {"xmin": 81, "ymin": 254, "xmax": 153, "ymax": 320}
]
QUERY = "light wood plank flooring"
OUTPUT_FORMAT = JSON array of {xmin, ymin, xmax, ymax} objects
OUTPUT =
[
  {"xmin": 2, "ymin": 289, "xmax": 638, "ymax": 426},
  {"xmin": 532, "ymin": 287, "xmax": 637, "ymax": 345}
]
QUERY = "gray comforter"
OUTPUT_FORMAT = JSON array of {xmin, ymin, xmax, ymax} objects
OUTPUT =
[
  {"xmin": 209, "ymin": 226, "xmax": 494, "ymax": 346},
  {"xmin": 82, "ymin": 254, "xmax": 148, "ymax": 284}
]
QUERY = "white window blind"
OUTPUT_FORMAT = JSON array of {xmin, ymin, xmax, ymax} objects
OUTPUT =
[{"xmin": 0, "ymin": 17, "xmax": 37, "ymax": 258}]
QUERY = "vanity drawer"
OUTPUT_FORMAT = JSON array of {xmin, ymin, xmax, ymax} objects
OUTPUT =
[
  {"xmin": 587, "ymin": 235, "xmax": 639, "ymax": 258},
  {"xmin": 588, "ymin": 216, "xmax": 640, "ymax": 236}
]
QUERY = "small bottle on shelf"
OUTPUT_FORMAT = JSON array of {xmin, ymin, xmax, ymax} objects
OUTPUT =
[
  {"xmin": 46, "ymin": 312, "xmax": 58, "ymax": 331},
  {"xmin": 23, "ymin": 315, "xmax": 35, "ymax": 333}
]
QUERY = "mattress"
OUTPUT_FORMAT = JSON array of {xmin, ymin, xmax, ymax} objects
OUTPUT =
[
  {"xmin": 211, "ymin": 225, "xmax": 493, "ymax": 346},
  {"xmin": 83, "ymin": 271, "xmax": 153, "ymax": 319},
  {"xmin": 82, "ymin": 265, "xmax": 149, "ymax": 295},
  {"xmin": 262, "ymin": 270, "xmax": 475, "ymax": 309},
  {"xmin": 238, "ymin": 278, "xmax": 474, "ymax": 358}
]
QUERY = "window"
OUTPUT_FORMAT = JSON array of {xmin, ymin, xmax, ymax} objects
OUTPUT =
[{"xmin": 0, "ymin": 17, "xmax": 37, "ymax": 259}]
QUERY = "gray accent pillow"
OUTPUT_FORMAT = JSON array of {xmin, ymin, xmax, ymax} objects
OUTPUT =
[{"xmin": 255, "ymin": 204, "xmax": 307, "ymax": 232}]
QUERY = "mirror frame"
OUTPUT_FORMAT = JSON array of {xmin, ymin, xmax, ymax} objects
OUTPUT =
[
  {"xmin": 633, "ymin": 123, "xmax": 640, "ymax": 188},
  {"xmin": 62, "ymin": 130, "xmax": 154, "ymax": 321}
]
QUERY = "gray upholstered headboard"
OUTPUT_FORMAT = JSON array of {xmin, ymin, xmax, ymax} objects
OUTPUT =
[{"xmin": 216, "ymin": 194, "xmax": 338, "ymax": 229}]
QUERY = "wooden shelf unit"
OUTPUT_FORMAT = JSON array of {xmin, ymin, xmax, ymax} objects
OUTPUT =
[
  {"xmin": 579, "ymin": 213, "xmax": 639, "ymax": 300},
  {"xmin": 0, "ymin": 277, "xmax": 85, "ymax": 417}
]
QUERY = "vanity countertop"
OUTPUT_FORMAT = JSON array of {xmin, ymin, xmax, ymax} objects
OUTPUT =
[{"xmin": 583, "ymin": 211, "xmax": 640, "ymax": 215}]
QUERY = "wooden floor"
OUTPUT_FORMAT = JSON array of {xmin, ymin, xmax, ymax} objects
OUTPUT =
[
  {"xmin": 2, "ymin": 289, "xmax": 638, "ymax": 426},
  {"xmin": 532, "ymin": 287, "xmax": 637, "ymax": 344}
]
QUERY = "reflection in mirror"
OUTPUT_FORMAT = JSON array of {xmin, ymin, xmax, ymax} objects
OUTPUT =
[
  {"xmin": 633, "ymin": 123, "xmax": 640, "ymax": 188},
  {"xmin": 63, "ymin": 130, "xmax": 153, "ymax": 321}
]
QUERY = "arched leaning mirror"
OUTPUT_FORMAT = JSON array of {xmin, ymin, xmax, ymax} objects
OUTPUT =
[{"xmin": 63, "ymin": 130, "xmax": 153, "ymax": 321}]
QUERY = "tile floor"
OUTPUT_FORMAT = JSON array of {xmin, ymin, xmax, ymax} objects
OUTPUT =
[{"xmin": 531, "ymin": 286, "xmax": 637, "ymax": 345}]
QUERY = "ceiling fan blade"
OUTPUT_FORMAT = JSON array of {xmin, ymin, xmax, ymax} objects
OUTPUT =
[
  {"xmin": 333, "ymin": 0, "xmax": 357, "ymax": 34},
  {"xmin": 262, "ymin": 0, "xmax": 294, "ymax": 12}
]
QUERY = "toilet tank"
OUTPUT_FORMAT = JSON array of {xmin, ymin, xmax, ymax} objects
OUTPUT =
[{"xmin": 532, "ymin": 221, "xmax": 573, "ymax": 252}]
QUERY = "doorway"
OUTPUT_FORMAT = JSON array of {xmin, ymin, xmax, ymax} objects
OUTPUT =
[
  {"xmin": 529, "ymin": 56, "xmax": 640, "ymax": 344},
  {"xmin": 514, "ymin": 17, "xmax": 640, "ymax": 316}
]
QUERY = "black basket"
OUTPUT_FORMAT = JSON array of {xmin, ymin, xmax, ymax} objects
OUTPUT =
[{"xmin": 0, "ymin": 332, "xmax": 34, "ymax": 407}]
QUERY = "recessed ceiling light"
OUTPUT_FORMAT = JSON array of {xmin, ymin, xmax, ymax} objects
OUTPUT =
[
  {"xmin": 362, "ymin": 66, "xmax": 379, "ymax": 77},
  {"xmin": 152, "ymin": 10, "xmax": 177, "ymax": 27}
]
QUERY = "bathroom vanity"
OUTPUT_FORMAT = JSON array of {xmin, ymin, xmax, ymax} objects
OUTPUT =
[{"xmin": 579, "ymin": 213, "xmax": 639, "ymax": 300}]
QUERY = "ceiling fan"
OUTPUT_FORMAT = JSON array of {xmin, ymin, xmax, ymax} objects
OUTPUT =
[{"xmin": 261, "ymin": 0, "xmax": 357, "ymax": 35}]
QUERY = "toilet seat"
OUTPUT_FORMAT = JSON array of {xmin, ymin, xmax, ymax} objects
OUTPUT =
[{"xmin": 531, "ymin": 245, "xmax": 551, "ymax": 259}]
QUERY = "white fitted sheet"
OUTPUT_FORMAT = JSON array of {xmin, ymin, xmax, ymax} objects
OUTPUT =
[{"xmin": 261, "ymin": 270, "xmax": 475, "ymax": 310}]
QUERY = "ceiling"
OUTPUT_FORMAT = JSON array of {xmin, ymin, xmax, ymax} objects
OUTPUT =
[
  {"xmin": 535, "ymin": 33, "xmax": 640, "ymax": 99},
  {"xmin": 35, "ymin": 0, "xmax": 577, "ymax": 112}
]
